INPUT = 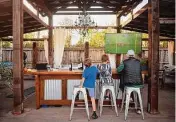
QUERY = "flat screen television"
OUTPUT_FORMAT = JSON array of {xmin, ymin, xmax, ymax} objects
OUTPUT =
[{"xmin": 105, "ymin": 33, "xmax": 142, "ymax": 54}]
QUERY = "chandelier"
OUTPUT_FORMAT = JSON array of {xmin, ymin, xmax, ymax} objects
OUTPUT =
[{"xmin": 74, "ymin": 11, "xmax": 97, "ymax": 37}]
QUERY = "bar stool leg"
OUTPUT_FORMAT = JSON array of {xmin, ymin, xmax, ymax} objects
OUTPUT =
[
  {"xmin": 83, "ymin": 91, "xmax": 90, "ymax": 121},
  {"xmin": 120, "ymin": 89, "xmax": 126, "ymax": 112},
  {"xmin": 100, "ymin": 88, "xmax": 105, "ymax": 117},
  {"xmin": 125, "ymin": 90, "xmax": 131, "ymax": 120},
  {"xmin": 112, "ymin": 88, "xmax": 118, "ymax": 116},
  {"xmin": 133, "ymin": 91, "xmax": 138, "ymax": 110},
  {"xmin": 69, "ymin": 90, "xmax": 77, "ymax": 121},
  {"xmin": 137, "ymin": 89, "xmax": 144, "ymax": 120},
  {"xmin": 109, "ymin": 90, "xmax": 114, "ymax": 109}
]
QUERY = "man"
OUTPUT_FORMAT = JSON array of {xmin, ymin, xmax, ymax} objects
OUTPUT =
[{"xmin": 117, "ymin": 49, "xmax": 143, "ymax": 114}]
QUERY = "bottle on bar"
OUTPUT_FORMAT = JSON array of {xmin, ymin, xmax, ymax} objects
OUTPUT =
[
  {"xmin": 69, "ymin": 60, "xmax": 72, "ymax": 71},
  {"xmin": 81, "ymin": 58, "xmax": 83, "ymax": 70}
]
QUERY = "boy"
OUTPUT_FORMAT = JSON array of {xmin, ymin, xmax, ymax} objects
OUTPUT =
[{"xmin": 79, "ymin": 58, "xmax": 98, "ymax": 119}]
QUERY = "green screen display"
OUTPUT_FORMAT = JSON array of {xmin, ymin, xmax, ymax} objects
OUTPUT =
[{"xmin": 105, "ymin": 33, "xmax": 142, "ymax": 54}]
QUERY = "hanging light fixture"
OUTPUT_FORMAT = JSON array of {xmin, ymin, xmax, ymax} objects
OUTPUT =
[{"xmin": 74, "ymin": 5, "xmax": 97, "ymax": 37}]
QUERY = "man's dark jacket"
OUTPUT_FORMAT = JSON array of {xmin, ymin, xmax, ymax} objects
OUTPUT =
[{"xmin": 119, "ymin": 57, "xmax": 143, "ymax": 91}]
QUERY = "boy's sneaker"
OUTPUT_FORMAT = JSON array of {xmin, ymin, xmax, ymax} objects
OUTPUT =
[
  {"xmin": 104, "ymin": 96, "xmax": 109, "ymax": 100},
  {"xmin": 91, "ymin": 112, "xmax": 98, "ymax": 119}
]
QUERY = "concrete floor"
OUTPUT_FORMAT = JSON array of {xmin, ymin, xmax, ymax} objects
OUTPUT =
[{"xmin": 0, "ymin": 79, "xmax": 175, "ymax": 122}]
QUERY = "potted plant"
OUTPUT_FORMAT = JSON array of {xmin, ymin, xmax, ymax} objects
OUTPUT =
[{"xmin": 140, "ymin": 57, "xmax": 148, "ymax": 71}]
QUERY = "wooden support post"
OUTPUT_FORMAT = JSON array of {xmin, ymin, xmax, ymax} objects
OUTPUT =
[
  {"xmin": 116, "ymin": 16, "xmax": 121, "ymax": 33},
  {"xmin": 173, "ymin": 41, "xmax": 175, "ymax": 65},
  {"xmin": 35, "ymin": 75, "xmax": 40, "ymax": 109},
  {"xmin": 147, "ymin": 0, "xmax": 159, "ymax": 114},
  {"xmin": 12, "ymin": 0, "xmax": 24, "ymax": 114},
  {"xmin": 62, "ymin": 79, "xmax": 67, "ymax": 100},
  {"xmin": 48, "ymin": 15, "xmax": 53, "ymax": 66},
  {"xmin": 84, "ymin": 41, "xmax": 89, "ymax": 59},
  {"xmin": 116, "ymin": 16, "xmax": 121, "ymax": 67},
  {"xmin": 32, "ymin": 42, "xmax": 38, "ymax": 68}
]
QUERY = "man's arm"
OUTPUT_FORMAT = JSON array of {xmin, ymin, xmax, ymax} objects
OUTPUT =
[{"xmin": 117, "ymin": 62, "xmax": 124, "ymax": 73}]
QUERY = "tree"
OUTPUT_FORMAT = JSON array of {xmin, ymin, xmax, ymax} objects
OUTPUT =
[
  {"xmin": 75, "ymin": 37, "xmax": 84, "ymax": 47},
  {"xmin": 65, "ymin": 35, "xmax": 72, "ymax": 47},
  {"xmin": 75, "ymin": 28, "xmax": 116, "ymax": 48}
]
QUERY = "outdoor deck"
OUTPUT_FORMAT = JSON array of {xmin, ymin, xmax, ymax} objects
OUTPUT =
[{"xmin": 0, "ymin": 78, "xmax": 175, "ymax": 122}]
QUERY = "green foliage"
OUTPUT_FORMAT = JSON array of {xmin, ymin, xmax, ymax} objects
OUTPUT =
[
  {"xmin": 75, "ymin": 28, "xmax": 116, "ymax": 48},
  {"xmin": 89, "ymin": 31, "xmax": 105, "ymax": 47},
  {"xmin": 160, "ymin": 41, "xmax": 168, "ymax": 48},
  {"xmin": 2, "ymin": 42, "xmax": 12, "ymax": 48},
  {"xmin": 75, "ymin": 37, "xmax": 84, "ymax": 47},
  {"xmin": 140, "ymin": 58, "xmax": 148, "ymax": 65},
  {"xmin": 23, "ymin": 33, "xmax": 35, "ymax": 38},
  {"xmin": 24, "ymin": 41, "xmax": 33, "ymax": 48},
  {"xmin": 65, "ymin": 35, "xmax": 72, "ymax": 47}
]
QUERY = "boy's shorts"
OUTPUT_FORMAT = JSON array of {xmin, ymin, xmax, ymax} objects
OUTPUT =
[{"xmin": 86, "ymin": 88, "xmax": 95, "ymax": 98}]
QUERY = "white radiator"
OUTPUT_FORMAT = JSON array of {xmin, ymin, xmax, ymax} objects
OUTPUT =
[{"xmin": 44, "ymin": 79, "xmax": 62, "ymax": 100}]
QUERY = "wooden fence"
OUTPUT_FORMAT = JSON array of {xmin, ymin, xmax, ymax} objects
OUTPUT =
[{"xmin": 1, "ymin": 47, "xmax": 168, "ymax": 68}]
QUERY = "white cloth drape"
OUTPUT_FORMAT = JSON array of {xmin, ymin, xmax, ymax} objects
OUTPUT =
[
  {"xmin": 44, "ymin": 39, "xmax": 49, "ymax": 63},
  {"xmin": 53, "ymin": 28, "xmax": 68, "ymax": 68},
  {"xmin": 108, "ymin": 54, "xmax": 116, "ymax": 69},
  {"xmin": 168, "ymin": 41, "xmax": 174, "ymax": 65}
]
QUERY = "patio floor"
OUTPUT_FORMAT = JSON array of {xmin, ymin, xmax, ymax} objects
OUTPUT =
[{"xmin": 0, "ymin": 78, "xmax": 175, "ymax": 122}]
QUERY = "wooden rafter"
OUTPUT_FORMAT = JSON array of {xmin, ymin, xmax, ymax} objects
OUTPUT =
[
  {"xmin": 23, "ymin": 5, "xmax": 48, "ymax": 28},
  {"xmin": 28, "ymin": 0, "xmax": 52, "ymax": 16}
]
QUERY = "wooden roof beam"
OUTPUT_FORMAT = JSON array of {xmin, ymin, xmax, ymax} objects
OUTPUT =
[
  {"xmin": 28, "ymin": 0, "xmax": 52, "ymax": 16},
  {"xmin": 0, "ymin": 28, "xmax": 46, "ymax": 38},
  {"xmin": 54, "ymin": 8, "xmax": 117, "ymax": 11},
  {"xmin": 0, "ymin": 24, "xmax": 44, "ymax": 33},
  {"xmin": 0, "ymin": 0, "xmax": 10, "ymax": 4},
  {"xmin": 23, "ymin": 5, "xmax": 48, "ymax": 28},
  {"xmin": 54, "ymin": 12, "xmax": 116, "ymax": 15},
  {"xmin": 1, "ymin": 38, "xmax": 46, "ymax": 42},
  {"xmin": 159, "ymin": 18, "xmax": 175, "ymax": 24},
  {"xmin": 121, "ymin": 3, "xmax": 148, "ymax": 27},
  {"xmin": 54, "ymin": 26, "xmax": 118, "ymax": 29}
]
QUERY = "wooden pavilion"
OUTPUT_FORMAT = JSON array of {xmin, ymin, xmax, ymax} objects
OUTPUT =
[{"xmin": 0, "ymin": 0, "xmax": 175, "ymax": 115}]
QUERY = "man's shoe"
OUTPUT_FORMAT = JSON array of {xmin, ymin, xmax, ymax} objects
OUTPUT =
[
  {"xmin": 91, "ymin": 112, "xmax": 98, "ymax": 119},
  {"xmin": 136, "ymin": 109, "xmax": 141, "ymax": 114}
]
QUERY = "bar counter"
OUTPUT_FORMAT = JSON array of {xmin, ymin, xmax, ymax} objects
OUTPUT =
[{"xmin": 24, "ymin": 69, "xmax": 147, "ymax": 109}]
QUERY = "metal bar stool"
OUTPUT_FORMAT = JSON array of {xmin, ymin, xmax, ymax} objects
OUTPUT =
[
  {"xmin": 69, "ymin": 85, "xmax": 90, "ymax": 121},
  {"xmin": 99, "ymin": 85, "xmax": 118, "ymax": 117},
  {"xmin": 120, "ymin": 86, "xmax": 144, "ymax": 120}
]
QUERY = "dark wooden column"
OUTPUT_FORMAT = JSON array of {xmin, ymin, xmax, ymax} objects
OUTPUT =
[
  {"xmin": 32, "ymin": 42, "xmax": 38, "ymax": 68},
  {"xmin": 84, "ymin": 41, "xmax": 89, "ymax": 59},
  {"xmin": 116, "ymin": 16, "xmax": 121, "ymax": 67},
  {"xmin": 173, "ymin": 41, "xmax": 175, "ymax": 65},
  {"xmin": 12, "ymin": 0, "xmax": 24, "ymax": 114},
  {"xmin": 48, "ymin": 15, "xmax": 53, "ymax": 66},
  {"xmin": 147, "ymin": 0, "xmax": 159, "ymax": 114}
]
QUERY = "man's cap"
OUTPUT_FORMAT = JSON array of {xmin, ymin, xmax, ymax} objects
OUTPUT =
[{"xmin": 127, "ymin": 50, "xmax": 135, "ymax": 56}]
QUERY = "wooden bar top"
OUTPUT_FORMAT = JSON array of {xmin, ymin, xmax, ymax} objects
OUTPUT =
[{"xmin": 24, "ymin": 68, "xmax": 148, "ymax": 75}]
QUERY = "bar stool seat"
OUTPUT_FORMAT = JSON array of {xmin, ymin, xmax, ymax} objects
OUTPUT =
[
  {"xmin": 69, "ymin": 85, "xmax": 90, "ymax": 121},
  {"xmin": 120, "ymin": 85, "xmax": 144, "ymax": 120},
  {"xmin": 99, "ymin": 85, "xmax": 118, "ymax": 117}
]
